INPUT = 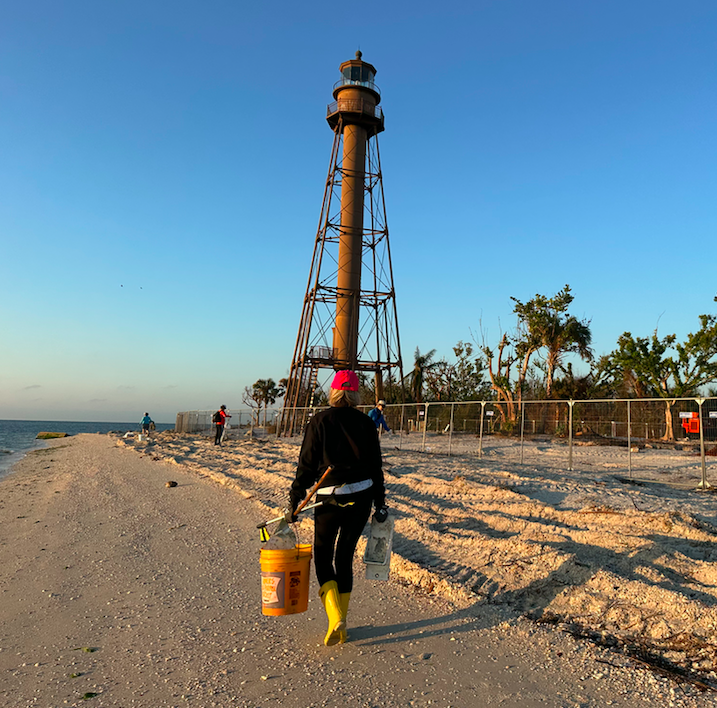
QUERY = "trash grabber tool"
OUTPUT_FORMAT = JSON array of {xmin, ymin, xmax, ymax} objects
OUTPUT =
[
  {"xmin": 256, "ymin": 501, "xmax": 325, "ymax": 530},
  {"xmin": 256, "ymin": 465, "xmax": 334, "ymax": 530},
  {"xmin": 294, "ymin": 465, "xmax": 334, "ymax": 516}
]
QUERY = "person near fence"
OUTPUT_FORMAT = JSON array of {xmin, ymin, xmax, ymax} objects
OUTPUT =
[
  {"xmin": 286, "ymin": 369, "xmax": 388, "ymax": 646},
  {"xmin": 368, "ymin": 400, "xmax": 391, "ymax": 434},
  {"xmin": 213, "ymin": 405, "xmax": 231, "ymax": 445}
]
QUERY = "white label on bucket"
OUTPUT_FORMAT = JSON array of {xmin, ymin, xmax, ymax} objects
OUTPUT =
[{"xmin": 261, "ymin": 574, "xmax": 284, "ymax": 606}]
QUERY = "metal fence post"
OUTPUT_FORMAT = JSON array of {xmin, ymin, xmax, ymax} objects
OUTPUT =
[
  {"xmin": 421, "ymin": 403, "xmax": 429, "ymax": 452},
  {"xmin": 568, "ymin": 400, "xmax": 574, "ymax": 471},
  {"xmin": 478, "ymin": 401, "xmax": 486, "ymax": 458},
  {"xmin": 520, "ymin": 401, "xmax": 526, "ymax": 464},
  {"xmin": 448, "ymin": 403, "xmax": 455, "ymax": 456},
  {"xmin": 627, "ymin": 399, "xmax": 632, "ymax": 479},
  {"xmin": 698, "ymin": 398, "xmax": 711, "ymax": 489}
]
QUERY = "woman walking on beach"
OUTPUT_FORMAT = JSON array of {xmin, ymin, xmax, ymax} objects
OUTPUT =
[{"xmin": 287, "ymin": 370, "xmax": 388, "ymax": 646}]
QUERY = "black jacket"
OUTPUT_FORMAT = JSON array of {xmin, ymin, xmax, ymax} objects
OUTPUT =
[{"xmin": 290, "ymin": 406, "xmax": 385, "ymax": 510}]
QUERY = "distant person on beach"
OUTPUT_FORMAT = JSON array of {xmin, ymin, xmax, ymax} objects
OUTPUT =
[
  {"xmin": 286, "ymin": 370, "xmax": 388, "ymax": 646},
  {"xmin": 368, "ymin": 400, "xmax": 391, "ymax": 434},
  {"xmin": 140, "ymin": 413, "xmax": 153, "ymax": 436},
  {"xmin": 213, "ymin": 405, "xmax": 231, "ymax": 445}
]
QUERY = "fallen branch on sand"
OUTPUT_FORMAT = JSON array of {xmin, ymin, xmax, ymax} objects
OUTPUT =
[
  {"xmin": 535, "ymin": 612, "xmax": 717, "ymax": 693},
  {"xmin": 578, "ymin": 506, "xmax": 623, "ymax": 515},
  {"xmin": 500, "ymin": 549, "xmax": 559, "ymax": 567}
]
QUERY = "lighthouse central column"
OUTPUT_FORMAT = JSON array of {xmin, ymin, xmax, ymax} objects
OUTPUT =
[{"xmin": 334, "ymin": 122, "xmax": 366, "ymax": 369}]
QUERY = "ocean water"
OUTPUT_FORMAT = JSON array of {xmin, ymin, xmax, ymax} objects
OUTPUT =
[{"xmin": 0, "ymin": 419, "xmax": 175, "ymax": 478}]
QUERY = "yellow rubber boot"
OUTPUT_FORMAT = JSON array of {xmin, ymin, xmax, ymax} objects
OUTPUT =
[
  {"xmin": 319, "ymin": 581, "xmax": 345, "ymax": 646},
  {"xmin": 338, "ymin": 592, "xmax": 351, "ymax": 644}
]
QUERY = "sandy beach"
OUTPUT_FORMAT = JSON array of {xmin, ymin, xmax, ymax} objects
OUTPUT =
[{"xmin": 1, "ymin": 432, "xmax": 715, "ymax": 707}]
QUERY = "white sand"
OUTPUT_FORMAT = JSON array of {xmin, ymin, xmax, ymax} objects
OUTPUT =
[
  {"xmin": 125, "ymin": 428, "xmax": 717, "ymax": 688},
  {"xmin": 1, "ymin": 432, "xmax": 715, "ymax": 707}
]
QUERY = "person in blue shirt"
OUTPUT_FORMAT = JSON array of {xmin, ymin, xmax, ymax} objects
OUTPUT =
[
  {"xmin": 368, "ymin": 400, "xmax": 390, "ymax": 433},
  {"xmin": 140, "ymin": 413, "xmax": 153, "ymax": 436}
]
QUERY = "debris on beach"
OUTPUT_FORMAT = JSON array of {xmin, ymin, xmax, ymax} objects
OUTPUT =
[{"xmin": 36, "ymin": 432, "xmax": 67, "ymax": 439}]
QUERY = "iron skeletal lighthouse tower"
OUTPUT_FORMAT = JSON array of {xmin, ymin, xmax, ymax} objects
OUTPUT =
[{"xmin": 281, "ymin": 52, "xmax": 403, "ymax": 432}]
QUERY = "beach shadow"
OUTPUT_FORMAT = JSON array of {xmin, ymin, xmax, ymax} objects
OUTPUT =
[
  {"xmin": 492, "ymin": 553, "xmax": 595, "ymax": 615},
  {"xmin": 387, "ymin": 465, "xmax": 418, "ymax": 476},
  {"xmin": 350, "ymin": 605, "xmax": 494, "ymax": 646},
  {"xmin": 516, "ymin": 488, "xmax": 570, "ymax": 507},
  {"xmin": 391, "ymin": 532, "xmax": 489, "ymax": 587},
  {"xmin": 498, "ymin": 511, "xmax": 578, "ymax": 533},
  {"xmin": 491, "ymin": 534, "xmax": 717, "ymax": 615},
  {"xmin": 428, "ymin": 516, "xmax": 518, "ymax": 540}
]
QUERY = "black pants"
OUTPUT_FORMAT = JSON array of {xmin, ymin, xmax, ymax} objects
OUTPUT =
[
  {"xmin": 214, "ymin": 424, "xmax": 224, "ymax": 444},
  {"xmin": 313, "ymin": 491, "xmax": 373, "ymax": 593}
]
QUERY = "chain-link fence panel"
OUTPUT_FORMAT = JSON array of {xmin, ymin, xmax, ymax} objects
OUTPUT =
[
  {"xmin": 235, "ymin": 396, "xmax": 717, "ymax": 489},
  {"xmin": 175, "ymin": 411, "xmax": 214, "ymax": 433},
  {"xmin": 176, "ymin": 408, "xmax": 281, "ymax": 435},
  {"xmin": 380, "ymin": 404, "xmax": 425, "ymax": 454}
]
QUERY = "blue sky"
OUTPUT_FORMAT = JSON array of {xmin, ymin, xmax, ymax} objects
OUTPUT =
[{"xmin": 1, "ymin": 1, "xmax": 715, "ymax": 422}]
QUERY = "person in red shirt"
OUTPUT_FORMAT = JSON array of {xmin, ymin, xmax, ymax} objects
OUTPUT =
[{"xmin": 214, "ymin": 405, "xmax": 231, "ymax": 445}]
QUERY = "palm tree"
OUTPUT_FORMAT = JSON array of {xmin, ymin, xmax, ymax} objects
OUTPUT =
[
  {"xmin": 253, "ymin": 378, "xmax": 284, "ymax": 425},
  {"xmin": 408, "ymin": 347, "xmax": 437, "ymax": 403},
  {"xmin": 512, "ymin": 285, "xmax": 593, "ymax": 399},
  {"xmin": 542, "ymin": 317, "xmax": 593, "ymax": 398}
]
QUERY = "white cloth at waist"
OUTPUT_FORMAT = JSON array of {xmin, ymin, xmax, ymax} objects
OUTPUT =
[{"xmin": 316, "ymin": 479, "xmax": 373, "ymax": 496}]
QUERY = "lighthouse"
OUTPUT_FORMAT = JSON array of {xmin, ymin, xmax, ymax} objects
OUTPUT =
[
  {"xmin": 327, "ymin": 51, "xmax": 384, "ymax": 368},
  {"xmin": 281, "ymin": 53, "xmax": 402, "ymax": 434}
]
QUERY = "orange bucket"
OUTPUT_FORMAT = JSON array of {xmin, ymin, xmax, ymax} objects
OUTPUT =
[{"xmin": 260, "ymin": 544, "xmax": 312, "ymax": 616}]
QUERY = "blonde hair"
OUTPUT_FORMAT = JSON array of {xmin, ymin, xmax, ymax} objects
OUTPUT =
[{"xmin": 328, "ymin": 387, "xmax": 361, "ymax": 408}]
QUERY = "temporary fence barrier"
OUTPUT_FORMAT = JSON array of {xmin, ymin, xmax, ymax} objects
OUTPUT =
[
  {"xmin": 274, "ymin": 397, "xmax": 717, "ymax": 489},
  {"xmin": 175, "ymin": 408, "xmax": 281, "ymax": 434}
]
